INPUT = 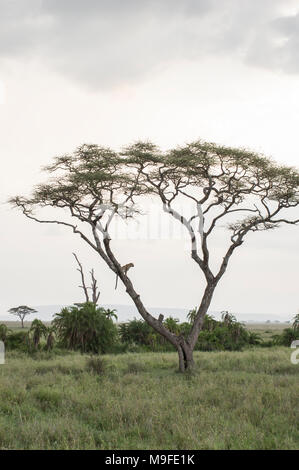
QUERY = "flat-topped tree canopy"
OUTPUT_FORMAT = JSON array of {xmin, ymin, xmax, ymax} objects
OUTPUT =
[
  {"xmin": 11, "ymin": 140, "xmax": 299, "ymax": 235},
  {"xmin": 8, "ymin": 305, "xmax": 37, "ymax": 328},
  {"xmin": 125, "ymin": 140, "xmax": 299, "ymax": 226},
  {"xmin": 10, "ymin": 140, "xmax": 299, "ymax": 371}
]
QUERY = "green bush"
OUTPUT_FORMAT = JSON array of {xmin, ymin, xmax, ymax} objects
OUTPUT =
[
  {"xmin": 119, "ymin": 314, "xmax": 262, "ymax": 353},
  {"xmin": 0, "ymin": 324, "xmax": 11, "ymax": 342},
  {"xmin": 272, "ymin": 328, "xmax": 299, "ymax": 346},
  {"xmin": 86, "ymin": 356, "xmax": 107, "ymax": 375},
  {"xmin": 53, "ymin": 302, "xmax": 118, "ymax": 353},
  {"xmin": 118, "ymin": 319, "xmax": 154, "ymax": 346},
  {"xmin": 5, "ymin": 331, "xmax": 29, "ymax": 351}
]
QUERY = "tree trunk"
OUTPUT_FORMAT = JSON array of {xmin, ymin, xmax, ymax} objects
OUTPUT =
[
  {"xmin": 188, "ymin": 282, "xmax": 217, "ymax": 350},
  {"xmin": 21, "ymin": 317, "xmax": 24, "ymax": 328},
  {"xmin": 102, "ymin": 237, "xmax": 213, "ymax": 373},
  {"xmin": 177, "ymin": 340, "xmax": 194, "ymax": 373}
]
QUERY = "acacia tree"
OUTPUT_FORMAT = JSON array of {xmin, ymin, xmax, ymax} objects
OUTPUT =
[
  {"xmin": 10, "ymin": 141, "xmax": 299, "ymax": 371},
  {"xmin": 8, "ymin": 305, "xmax": 37, "ymax": 328}
]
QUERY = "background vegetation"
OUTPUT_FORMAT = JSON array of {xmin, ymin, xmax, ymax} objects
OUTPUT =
[{"xmin": 2, "ymin": 307, "xmax": 298, "ymax": 355}]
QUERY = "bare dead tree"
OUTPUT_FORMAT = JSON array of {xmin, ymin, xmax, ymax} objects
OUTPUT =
[
  {"xmin": 10, "ymin": 141, "xmax": 299, "ymax": 371},
  {"xmin": 90, "ymin": 268, "xmax": 100, "ymax": 304},
  {"xmin": 73, "ymin": 252, "xmax": 90, "ymax": 302},
  {"xmin": 73, "ymin": 252, "xmax": 100, "ymax": 304}
]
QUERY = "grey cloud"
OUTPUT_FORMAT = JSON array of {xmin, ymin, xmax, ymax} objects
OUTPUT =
[
  {"xmin": 271, "ymin": 13, "xmax": 299, "ymax": 73},
  {"xmin": 0, "ymin": 0, "xmax": 298, "ymax": 89},
  {"xmin": 245, "ymin": 12, "xmax": 299, "ymax": 74}
]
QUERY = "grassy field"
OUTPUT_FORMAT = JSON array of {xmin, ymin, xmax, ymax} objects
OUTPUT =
[
  {"xmin": 1, "ymin": 321, "xmax": 51, "ymax": 331},
  {"xmin": 0, "ymin": 347, "xmax": 298, "ymax": 450},
  {"xmin": 245, "ymin": 323, "xmax": 290, "ymax": 341}
]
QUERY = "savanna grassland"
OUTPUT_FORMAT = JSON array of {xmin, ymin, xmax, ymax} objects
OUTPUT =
[
  {"xmin": 245, "ymin": 323, "xmax": 290, "ymax": 341},
  {"xmin": 0, "ymin": 347, "xmax": 298, "ymax": 450}
]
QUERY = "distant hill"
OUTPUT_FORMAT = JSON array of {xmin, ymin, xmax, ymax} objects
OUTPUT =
[{"xmin": 0, "ymin": 304, "xmax": 292, "ymax": 323}]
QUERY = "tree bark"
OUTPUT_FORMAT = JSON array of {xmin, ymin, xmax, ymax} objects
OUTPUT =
[
  {"xmin": 188, "ymin": 281, "xmax": 217, "ymax": 350},
  {"xmin": 177, "ymin": 339, "xmax": 194, "ymax": 372},
  {"xmin": 73, "ymin": 253, "xmax": 90, "ymax": 302}
]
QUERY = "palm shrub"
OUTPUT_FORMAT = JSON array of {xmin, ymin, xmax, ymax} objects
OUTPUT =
[
  {"xmin": 202, "ymin": 314, "xmax": 218, "ymax": 331},
  {"xmin": 46, "ymin": 326, "xmax": 56, "ymax": 351},
  {"xmin": 52, "ymin": 302, "xmax": 117, "ymax": 353},
  {"xmin": 292, "ymin": 314, "xmax": 299, "ymax": 331},
  {"xmin": 119, "ymin": 312, "xmax": 261, "ymax": 352},
  {"xmin": 221, "ymin": 310, "xmax": 237, "ymax": 325},
  {"xmin": 163, "ymin": 317, "xmax": 180, "ymax": 334},
  {"xmin": 195, "ymin": 324, "xmax": 251, "ymax": 351},
  {"xmin": 105, "ymin": 308, "xmax": 118, "ymax": 321},
  {"xmin": 271, "ymin": 316, "xmax": 299, "ymax": 346},
  {"xmin": 0, "ymin": 324, "xmax": 11, "ymax": 342},
  {"xmin": 118, "ymin": 319, "xmax": 154, "ymax": 346},
  {"xmin": 195, "ymin": 313, "xmax": 261, "ymax": 351},
  {"xmin": 272, "ymin": 327, "xmax": 299, "ymax": 346},
  {"xmin": 29, "ymin": 319, "xmax": 48, "ymax": 349},
  {"xmin": 118, "ymin": 319, "xmax": 174, "ymax": 351},
  {"xmin": 187, "ymin": 308, "xmax": 197, "ymax": 324},
  {"xmin": 187, "ymin": 310, "xmax": 217, "ymax": 331},
  {"xmin": 247, "ymin": 331, "xmax": 263, "ymax": 345}
]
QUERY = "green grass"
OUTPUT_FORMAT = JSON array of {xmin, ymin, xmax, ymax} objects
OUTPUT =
[
  {"xmin": 1, "ymin": 321, "xmax": 51, "ymax": 332},
  {"xmin": 245, "ymin": 322, "xmax": 290, "ymax": 341},
  {"xmin": 0, "ymin": 348, "xmax": 298, "ymax": 450}
]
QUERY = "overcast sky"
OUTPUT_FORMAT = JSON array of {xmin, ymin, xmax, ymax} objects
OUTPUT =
[{"xmin": 1, "ymin": 0, "xmax": 299, "ymax": 320}]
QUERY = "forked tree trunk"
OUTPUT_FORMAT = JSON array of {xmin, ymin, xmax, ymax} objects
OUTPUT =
[
  {"xmin": 177, "ymin": 341, "xmax": 194, "ymax": 372},
  {"xmin": 102, "ymin": 237, "xmax": 217, "ymax": 373}
]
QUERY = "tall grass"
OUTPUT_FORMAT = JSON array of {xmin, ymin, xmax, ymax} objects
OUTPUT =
[{"xmin": 0, "ymin": 348, "xmax": 298, "ymax": 449}]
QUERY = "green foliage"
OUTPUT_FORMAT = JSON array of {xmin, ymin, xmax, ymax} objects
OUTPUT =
[
  {"xmin": 247, "ymin": 331, "xmax": 263, "ymax": 345},
  {"xmin": 187, "ymin": 310, "xmax": 218, "ymax": 331},
  {"xmin": 104, "ymin": 308, "xmax": 118, "ymax": 321},
  {"xmin": 46, "ymin": 326, "xmax": 56, "ymax": 351},
  {"xmin": 11, "ymin": 140, "xmax": 299, "ymax": 253},
  {"xmin": 118, "ymin": 318, "xmax": 174, "ymax": 352},
  {"xmin": 53, "ymin": 302, "xmax": 117, "ymax": 353},
  {"xmin": 5, "ymin": 330, "xmax": 29, "ymax": 351},
  {"xmin": 118, "ymin": 319, "xmax": 154, "ymax": 347},
  {"xmin": 119, "ymin": 313, "xmax": 262, "ymax": 352},
  {"xmin": 0, "ymin": 324, "xmax": 11, "ymax": 342},
  {"xmin": 126, "ymin": 360, "xmax": 147, "ymax": 374},
  {"xmin": 195, "ymin": 324, "xmax": 261, "ymax": 351},
  {"xmin": 86, "ymin": 356, "xmax": 107, "ymax": 376},
  {"xmin": 195, "ymin": 314, "xmax": 262, "ymax": 351},
  {"xmin": 221, "ymin": 310, "xmax": 237, "ymax": 325},
  {"xmin": 272, "ymin": 328, "xmax": 299, "ymax": 347},
  {"xmin": 292, "ymin": 314, "xmax": 299, "ymax": 330},
  {"xmin": 163, "ymin": 316, "xmax": 180, "ymax": 334},
  {"xmin": 187, "ymin": 307, "xmax": 197, "ymax": 323},
  {"xmin": 29, "ymin": 319, "xmax": 48, "ymax": 349}
]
